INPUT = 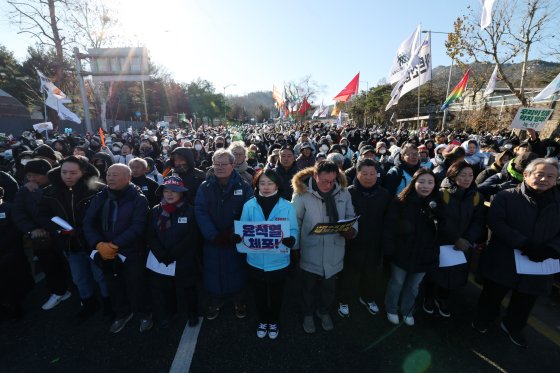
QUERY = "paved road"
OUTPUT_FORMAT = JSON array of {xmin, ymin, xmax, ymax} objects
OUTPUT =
[{"xmin": 2, "ymin": 268, "xmax": 560, "ymax": 373}]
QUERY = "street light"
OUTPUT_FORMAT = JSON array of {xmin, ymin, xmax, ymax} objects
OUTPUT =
[
  {"xmin": 223, "ymin": 83, "xmax": 236, "ymax": 124},
  {"xmin": 422, "ymin": 30, "xmax": 453, "ymax": 130}
]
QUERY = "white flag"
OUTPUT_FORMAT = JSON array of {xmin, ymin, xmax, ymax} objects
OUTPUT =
[
  {"xmin": 483, "ymin": 65, "xmax": 499, "ymax": 97},
  {"xmin": 386, "ymin": 35, "xmax": 425, "ymax": 111},
  {"xmin": 388, "ymin": 25, "xmax": 421, "ymax": 84},
  {"xmin": 33, "ymin": 121, "xmax": 53, "ymax": 133},
  {"xmin": 480, "ymin": 0, "xmax": 497, "ymax": 30},
  {"xmin": 45, "ymin": 92, "xmax": 81, "ymax": 124},
  {"xmin": 533, "ymin": 72, "xmax": 560, "ymax": 102},
  {"xmin": 319, "ymin": 106, "xmax": 329, "ymax": 118},
  {"xmin": 37, "ymin": 70, "xmax": 67, "ymax": 99},
  {"xmin": 399, "ymin": 33, "xmax": 432, "ymax": 97}
]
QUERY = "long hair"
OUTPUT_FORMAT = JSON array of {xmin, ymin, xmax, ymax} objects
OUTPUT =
[{"xmin": 398, "ymin": 168, "xmax": 438, "ymax": 202}]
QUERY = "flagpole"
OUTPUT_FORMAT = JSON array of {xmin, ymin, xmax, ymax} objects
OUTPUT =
[
  {"xmin": 442, "ymin": 59, "xmax": 454, "ymax": 130},
  {"xmin": 417, "ymin": 25, "xmax": 422, "ymax": 129},
  {"xmin": 42, "ymin": 91, "xmax": 49, "ymax": 141}
]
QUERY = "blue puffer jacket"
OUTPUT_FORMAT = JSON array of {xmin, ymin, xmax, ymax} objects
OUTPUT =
[
  {"xmin": 83, "ymin": 184, "xmax": 149, "ymax": 258},
  {"xmin": 240, "ymin": 197, "xmax": 299, "ymax": 272},
  {"xmin": 195, "ymin": 170, "xmax": 253, "ymax": 296}
]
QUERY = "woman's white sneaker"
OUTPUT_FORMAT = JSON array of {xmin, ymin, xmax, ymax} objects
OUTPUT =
[
  {"xmin": 256, "ymin": 323, "xmax": 268, "ymax": 338},
  {"xmin": 403, "ymin": 316, "xmax": 415, "ymax": 326},
  {"xmin": 387, "ymin": 312, "xmax": 400, "ymax": 325},
  {"xmin": 268, "ymin": 324, "xmax": 279, "ymax": 339}
]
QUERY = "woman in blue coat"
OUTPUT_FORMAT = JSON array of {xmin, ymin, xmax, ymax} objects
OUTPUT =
[{"xmin": 236, "ymin": 169, "xmax": 298, "ymax": 340}]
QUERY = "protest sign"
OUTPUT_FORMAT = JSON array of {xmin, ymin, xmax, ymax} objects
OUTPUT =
[
  {"xmin": 310, "ymin": 216, "xmax": 359, "ymax": 235},
  {"xmin": 234, "ymin": 220, "xmax": 290, "ymax": 254},
  {"xmin": 510, "ymin": 107, "xmax": 553, "ymax": 132}
]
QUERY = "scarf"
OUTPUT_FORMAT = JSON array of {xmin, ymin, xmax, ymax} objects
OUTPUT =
[
  {"xmin": 256, "ymin": 190, "xmax": 280, "ymax": 220},
  {"xmin": 312, "ymin": 178, "xmax": 339, "ymax": 223},
  {"xmin": 352, "ymin": 177, "xmax": 378, "ymax": 198},
  {"xmin": 507, "ymin": 161, "xmax": 524, "ymax": 182},
  {"xmin": 524, "ymin": 182, "xmax": 556, "ymax": 210},
  {"xmin": 158, "ymin": 199, "xmax": 184, "ymax": 231}
]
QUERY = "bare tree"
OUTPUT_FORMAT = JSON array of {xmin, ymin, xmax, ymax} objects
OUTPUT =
[
  {"xmin": 7, "ymin": 0, "xmax": 67, "ymax": 82},
  {"xmin": 449, "ymin": 0, "xmax": 559, "ymax": 106}
]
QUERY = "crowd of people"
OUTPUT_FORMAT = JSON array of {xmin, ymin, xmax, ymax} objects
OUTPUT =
[{"xmin": 1, "ymin": 121, "xmax": 559, "ymax": 348}]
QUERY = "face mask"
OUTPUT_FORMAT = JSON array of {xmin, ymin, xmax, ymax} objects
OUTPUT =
[
  {"xmin": 215, "ymin": 143, "xmax": 224, "ymax": 149},
  {"xmin": 379, "ymin": 149, "xmax": 386, "ymax": 155},
  {"xmin": 320, "ymin": 145, "xmax": 329, "ymax": 153},
  {"xmin": 195, "ymin": 144, "xmax": 203, "ymax": 151},
  {"xmin": 112, "ymin": 147, "xmax": 121, "ymax": 153},
  {"xmin": 174, "ymin": 164, "xmax": 189, "ymax": 173}
]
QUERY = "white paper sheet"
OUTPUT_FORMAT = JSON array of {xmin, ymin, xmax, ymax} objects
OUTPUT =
[
  {"xmin": 514, "ymin": 249, "xmax": 560, "ymax": 275},
  {"xmin": 51, "ymin": 216, "xmax": 74, "ymax": 230},
  {"xmin": 145, "ymin": 250, "xmax": 176, "ymax": 276},
  {"xmin": 439, "ymin": 245, "xmax": 467, "ymax": 268}
]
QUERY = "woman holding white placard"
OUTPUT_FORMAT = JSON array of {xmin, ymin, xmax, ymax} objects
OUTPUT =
[{"xmin": 235, "ymin": 169, "xmax": 298, "ymax": 340}]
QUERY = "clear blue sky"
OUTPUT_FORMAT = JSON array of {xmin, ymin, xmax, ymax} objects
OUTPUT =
[{"xmin": 1, "ymin": 0, "xmax": 486, "ymax": 104}]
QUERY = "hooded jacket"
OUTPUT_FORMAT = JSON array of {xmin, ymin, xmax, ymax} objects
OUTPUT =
[
  {"xmin": 291, "ymin": 167, "xmax": 357, "ymax": 279},
  {"xmin": 92, "ymin": 152, "xmax": 114, "ymax": 182},
  {"xmin": 170, "ymin": 147, "xmax": 206, "ymax": 205}
]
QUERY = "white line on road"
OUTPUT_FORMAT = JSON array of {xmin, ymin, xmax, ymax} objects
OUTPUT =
[{"xmin": 169, "ymin": 318, "xmax": 203, "ymax": 373}]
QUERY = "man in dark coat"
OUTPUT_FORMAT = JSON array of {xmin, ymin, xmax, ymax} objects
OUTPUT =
[
  {"xmin": 83, "ymin": 164, "xmax": 151, "ymax": 334},
  {"xmin": 12, "ymin": 159, "xmax": 71, "ymax": 310},
  {"xmin": 0, "ymin": 171, "xmax": 18, "ymax": 202},
  {"xmin": 195, "ymin": 148, "xmax": 253, "ymax": 320},
  {"xmin": 129, "ymin": 157, "xmax": 159, "ymax": 208},
  {"xmin": 170, "ymin": 147, "xmax": 205, "ymax": 205},
  {"xmin": 274, "ymin": 146, "xmax": 299, "ymax": 201},
  {"xmin": 474, "ymin": 158, "xmax": 560, "ymax": 348},
  {"xmin": 337, "ymin": 159, "xmax": 391, "ymax": 318},
  {"xmin": 37, "ymin": 156, "xmax": 110, "ymax": 321}
]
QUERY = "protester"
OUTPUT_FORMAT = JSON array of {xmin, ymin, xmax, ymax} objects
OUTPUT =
[
  {"xmin": 292, "ymin": 160, "xmax": 357, "ymax": 333},
  {"xmin": 194, "ymin": 148, "xmax": 254, "ymax": 320},
  {"xmin": 37, "ymin": 155, "xmax": 111, "ymax": 321},
  {"xmin": 147, "ymin": 176, "xmax": 199, "ymax": 328},
  {"xmin": 237, "ymin": 169, "xmax": 298, "ymax": 339},
  {"xmin": 129, "ymin": 157, "xmax": 159, "ymax": 208},
  {"xmin": 83, "ymin": 164, "xmax": 151, "ymax": 334},
  {"xmin": 474, "ymin": 158, "xmax": 560, "ymax": 348},
  {"xmin": 274, "ymin": 146, "xmax": 299, "ymax": 201},
  {"xmin": 383, "ymin": 143, "xmax": 421, "ymax": 196},
  {"xmin": 338, "ymin": 159, "xmax": 391, "ymax": 319},
  {"xmin": 383, "ymin": 169, "xmax": 440, "ymax": 326}
]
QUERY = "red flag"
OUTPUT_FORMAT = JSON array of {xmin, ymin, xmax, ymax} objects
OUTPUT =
[
  {"xmin": 333, "ymin": 73, "xmax": 360, "ymax": 102},
  {"xmin": 298, "ymin": 98, "xmax": 311, "ymax": 115}
]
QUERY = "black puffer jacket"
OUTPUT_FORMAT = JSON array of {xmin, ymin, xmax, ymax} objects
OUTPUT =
[
  {"xmin": 38, "ymin": 161, "xmax": 104, "ymax": 253},
  {"xmin": 170, "ymin": 147, "xmax": 206, "ymax": 204},
  {"xmin": 478, "ymin": 183, "xmax": 560, "ymax": 296},
  {"xmin": 347, "ymin": 180, "xmax": 391, "ymax": 269},
  {"xmin": 383, "ymin": 193, "xmax": 440, "ymax": 273}
]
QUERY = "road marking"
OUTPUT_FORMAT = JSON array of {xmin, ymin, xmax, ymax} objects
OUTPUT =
[
  {"xmin": 169, "ymin": 318, "xmax": 203, "ymax": 373},
  {"xmin": 468, "ymin": 275, "xmax": 560, "ymax": 347},
  {"xmin": 471, "ymin": 349, "xmax": 508, "ymax": 372}
]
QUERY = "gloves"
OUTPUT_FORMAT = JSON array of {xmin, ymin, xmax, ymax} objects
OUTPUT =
[
  {"xmin": 96, "ymin": 242, "xmax": 118, "ymax": 260},
  {"xmin": 454, "ymin": 238, "xmax": 471, "ymax": 252},
  {"xmin": 231, "ymin": 233, "xmax": 242, "ymax": 244},
  {"xmin": 281, "ymin": 236, "xmax": 296, "ymax": 249},
  {"xmin": 30, "ymin": 229, "xmax": 48, "ymax": 239},
  {"xmin": 526, "ymin": 246, "xmax": 560, "ymax": 262},
  {"xmin": 340, "ymin": 228, "xmax": 357, "ymax": 240}
]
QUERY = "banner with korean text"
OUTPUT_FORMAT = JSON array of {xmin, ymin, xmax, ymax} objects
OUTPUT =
[{"xmin": 234, "ymin": 220, "xmax": 290, "ymax": 254}]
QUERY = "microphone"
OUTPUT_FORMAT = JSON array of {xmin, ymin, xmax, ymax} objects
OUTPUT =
[{"xmin": 429, "ymin": 201, "xmax": 437, "ymax": 209}]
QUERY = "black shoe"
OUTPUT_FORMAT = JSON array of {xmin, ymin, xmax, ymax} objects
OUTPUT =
[
  {"xmin": 423, "ymin": 297, "xmax": 435, "ymax": 315},
  {"xmin": 434, "ymin": 298, "xmax": 451, "ymax": 318},
  {"xmin": 188, "ymin": 314, "xmax": 199, "ymax": 327},
  {"xmin": 101, "ymin": 297, "xmax": 115, "ymax": 323},
  {"xmin": 234, "ymin": 303, "xmax": 247, "ymax": 319},
  {"xmin": 76, "ymin": 297, "xmax": 99, "ymax": 321},
  {"xmin": 471, "ymin": 320, "xmax": 488, "ymax": 334},
  {"xmin": 501, "ymin": 322, "xmax": 527, "ymax": 348}
]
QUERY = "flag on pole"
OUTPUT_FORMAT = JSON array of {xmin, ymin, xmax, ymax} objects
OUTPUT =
[
  {"xmin": 441, "ymin": 69, "xmax": 471, "ymax": 111},
  {"xmin": 45, "ymin": 92, "xmax": 81, "ymax": 123},
  {"xmin": 385, "ymin": 34, "xmax": 425, "ymax": 111},
  {"xmin": 483, "ymin": 65, "xmax": 499, "ymax": 97},
  {"xmin": 37, "ymin": 70, "xmax": 67, "ymax": 99},
  {"xmin": 336, "ymin": 111, "xmax": 343, "ymax": 128},
  {"xmin": 399, "ymin": 33, "xmax": 432, "ymax": 97},
  {"xmin": 272, "ymin": 85, "xmax": 284, "ymax": 107},
  {"xmin": 333, "ymin": 73, "xmax": 360, "ymax": 102},
  {"xmin": 532, "ymin": 72, "xmax": 560, "ymax": 102},
  {"xmin": 33, "ymin": 122, "xmax": 54, "ymax": 133},
  {"xmin": 389, "ymin": 25, "xmax": 421, "ymax": 84},
  {"xmin": 480, "ymin": 0, "xmax": 497, "ymax": 30},
  {"xmin": 331, "ymin": 105, "xmax": 340, "ymax": 117},
  {"xmin": 298, "ymin": 98, "xmax": 311, "ymax": 115},
  {"xmin": 319, "ymin": 106, "xmax": 330, "ymax": 118}
]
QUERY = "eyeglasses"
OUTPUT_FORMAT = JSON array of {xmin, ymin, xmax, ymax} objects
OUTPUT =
[
  {"xmin": 317, "ymin": 178, "xmax": 336, "ymax": 185},
  {"xmin": 214, "ymin": 163, "xmax": 232, "ymax": 168}
]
